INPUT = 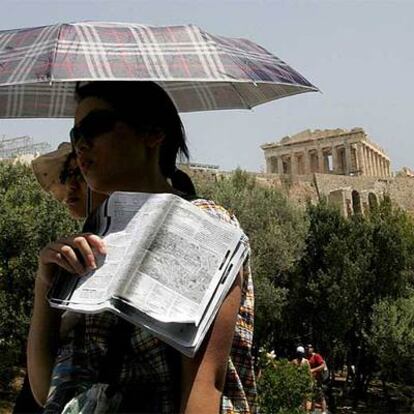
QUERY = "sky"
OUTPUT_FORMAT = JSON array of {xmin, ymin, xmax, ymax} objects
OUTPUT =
[{"xmin": 0, "ymin": 0, "xmax": 413, "ymax": 172}]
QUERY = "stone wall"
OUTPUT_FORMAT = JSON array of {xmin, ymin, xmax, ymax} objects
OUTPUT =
[{"xmin": 184, "ymin": 166, "xmax": 414, "ymax": 216}]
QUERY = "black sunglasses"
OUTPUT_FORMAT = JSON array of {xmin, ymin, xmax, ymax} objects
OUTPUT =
[{"xmin": 70, "ymin": 110, "xmax": 120, "ymax": 148}]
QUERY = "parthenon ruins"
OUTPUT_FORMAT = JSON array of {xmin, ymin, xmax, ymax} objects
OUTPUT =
[{"xmin": 261, "ymin": 128, "xmax": 391, "ymax": 177}]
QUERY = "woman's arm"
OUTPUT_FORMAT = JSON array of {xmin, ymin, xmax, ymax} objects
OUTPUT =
[
  {"xmin": 180, "ymin": 270, "xmax": 242, "ymax": 414},
  {"xmin": 27, "ymin": 234, "xmax": 106, "ymax": 406},
  {"xmin": 27, "ymin": 263, "xmax": 62, "ymax": 406}
]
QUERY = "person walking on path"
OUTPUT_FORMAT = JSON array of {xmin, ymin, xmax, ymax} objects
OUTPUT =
[
  {"xmin": 306, "ymin": 344, "xmax": 328, "ymax": 414},
  {"xmin": 290, "ymin": 346, "xmax": 312, "ymax": 413}
]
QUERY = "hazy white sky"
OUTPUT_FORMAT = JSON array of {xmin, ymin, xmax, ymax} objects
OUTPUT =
[{"xmin": 0, "ymin": 0, "xmax": 413, "ymax": 172}]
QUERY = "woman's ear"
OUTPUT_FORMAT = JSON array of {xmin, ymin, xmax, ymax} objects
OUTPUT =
[{"xmin": 144, "ymin": 128, "xmax": 165, "ymax": 148}]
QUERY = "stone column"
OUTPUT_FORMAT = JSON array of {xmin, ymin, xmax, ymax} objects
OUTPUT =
[
  {"xmin": 277, "ymin": 157, "xmax": 284, "ymax": 175},
  {"xmin": 265, "ymin": 157, "xmax": 271, "ymax": 173},
  {"xmin": 368, "ymin": 148, "xmax": 375, "ymax": 176},
  {"xmin": 380, "ymin": 158, "xmax": 386, "ymax": 177},
  {"xmin": 369, "ymin": 150, "xmax": 375, "ymax": 176},
  {"xmin": 290, "ymin": 152, "xmax": 297, "ymax": 175},
  {"xmin": 309, "ymin": 149, "xmax": 317, "ymax": 173},
  {"xmin": 364, "ymin": 145, "xmax": 371, "ymax": 176},
  {"xmin": 373, "ymin": 151, "xmax": 380, "ymax": 176},
  {"xmin": 376, "ymin": 153, "xmax": 381, "ymax": 177},
  {"xmin": 377, "ymin": 157, "xmax": 383, "ymax": 177},
  {"xmin": 317, "ymin": 149, "xmax": 324, "ymax": 173},
  {"xmin": 304, "ymin": 149, "xmax": 311, "ymax": 174},
  {"xmin": 370, "ymin": 149, "xmax": 378, "ymax": 177},
  {"xmin": 331, "ymin": 145, "xmax": 338, "ymax": 174},
  {"xmin": 345, "ymin": 144, "xmax": 352, "ymax": 175},
  {"xmin": 360, "ymin": 145, "xmax": 367, "ymax": 175},
  {"xmin": 384, "ymin": 158, "xmax": 390, "ymax": 177},
  {"xmin": 356, "ymin": 144, "xmax": 364, "ymax": 175},
  {"xmin": 353, "ymin": 144, "xmax": 360, "ymax": 175}
]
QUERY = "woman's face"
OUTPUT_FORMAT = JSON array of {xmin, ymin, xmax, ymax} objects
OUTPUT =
[
  {"xmin": 63, "ymin": 157, "xmax": 88, "ymax": 219},
  {"xmin": 63, "ymin": 156, "xmax": 108, "ymax": 219},
  {"xmin": 73, "ymin": 97, "xmax": 161, "ymax": 194}
]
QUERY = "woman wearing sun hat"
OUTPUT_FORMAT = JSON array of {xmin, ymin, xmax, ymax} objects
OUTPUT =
[
  {"xmin": 13, "ymin": 144, "xmax": 108, "ymax": 414},
  {"xmin": 32, "ymin": 142, "xmax": 107, "ymax": 219}
]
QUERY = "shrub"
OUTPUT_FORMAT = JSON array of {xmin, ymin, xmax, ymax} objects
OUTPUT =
[
  {"xmin": 0, "ymin": 162, "xmax": 79, "ymax": 388},
  {"xmin": 257, "ymin": 358, "xmax": 312, "ymax": 414}
]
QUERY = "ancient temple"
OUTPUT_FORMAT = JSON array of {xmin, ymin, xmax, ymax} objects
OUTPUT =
[{"xmin": 261, "ymin": 128, "xmax": 391, "ymax": 177}]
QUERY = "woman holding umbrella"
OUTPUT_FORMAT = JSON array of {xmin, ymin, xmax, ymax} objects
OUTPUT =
[{"xmin": 27, "ymin": 81, "xmax": 257, "ymax": 413}]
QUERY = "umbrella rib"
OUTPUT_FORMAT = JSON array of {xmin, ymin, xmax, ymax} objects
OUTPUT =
[
  {"xmin": 229, "ymin": 82, "xmax": 252, "ymax": 110},
  {"xmin": 198, "ymin": 30, "xmax": 254, "ymax": 110},
  {"xmin": 50, "ymin": 23, "xmax": 65, "ymax": 84}
]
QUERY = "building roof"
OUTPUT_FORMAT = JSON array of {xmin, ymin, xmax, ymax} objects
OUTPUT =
[{"xmin": 261, "ymin": 127, "xmax": 388, "ymax": 157}]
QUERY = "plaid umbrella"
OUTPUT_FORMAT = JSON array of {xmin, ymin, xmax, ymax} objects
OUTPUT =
[{"xmin": 0, "ymin": 22, "xmax": 318, "ymax": 117}]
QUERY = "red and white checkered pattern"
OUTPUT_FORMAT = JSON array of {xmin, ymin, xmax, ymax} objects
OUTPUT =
[{"xmin": 0, "ymin": 22, "xmax": 318, "ymax": 117}]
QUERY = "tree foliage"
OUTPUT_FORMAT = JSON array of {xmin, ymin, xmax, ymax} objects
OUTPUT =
[
  {"xmin": 283, "ymin": 197, "xmax": 414, "ymax": 391},
  {"xmin": 2, "ymin": 165, "xmax": 414, "ymax": 405},
  {"xmin": 257, "ymin": 358, "xmax": 312, "ymax": 414},
  {"xmin": 368, "ymin": 293, "xmax": 414, "ymax": 384},
  {"xmin": 195, "ymin": 172, "xmax": 414, "ymax": 390},
  {"xmin": 0, "ymin": 162, "xmax": 79, "ymax": 384},
  {"xmin": 195, "ymin": 170, "xmax": 308, "ymax": 348}
]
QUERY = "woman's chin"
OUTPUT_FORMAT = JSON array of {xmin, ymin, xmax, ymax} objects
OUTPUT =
[{"xmin": 87, "ymin": 178, "xmax": 113, "ymax": 194}]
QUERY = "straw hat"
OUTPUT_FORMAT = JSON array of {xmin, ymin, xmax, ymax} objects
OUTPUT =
[{"xmin": 31, "ymin": 142, "xmax": 72, "ymax": 201}]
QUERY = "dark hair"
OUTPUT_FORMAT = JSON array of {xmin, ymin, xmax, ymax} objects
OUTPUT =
[
  {"xmin": 59, "ymin": 151, "xmax": 77, "ymax": 184},
  {"xmin": 75, "ymin": 81, "xmax": 196, "ymax": 196}
]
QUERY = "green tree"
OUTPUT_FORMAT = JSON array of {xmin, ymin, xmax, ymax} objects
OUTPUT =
[
  {"xmin": 194, "ymin": 170, "xmax": 308, "ymax": 348},
  {"xmin": 369, "ymin": 293, "xmax": 414, "ymax": 385},
  {"xmin": 285, "ymin": 197, "xmax": 414, "ymax": 394},
  {"xmin": 0, "ymin": 162, "xmax": 79, "ymax": 385}
]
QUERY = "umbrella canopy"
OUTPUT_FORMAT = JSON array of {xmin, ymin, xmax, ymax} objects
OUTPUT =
[{"xmin": 0, "ymin": 22, "xmax": 318, "ymax": 117}]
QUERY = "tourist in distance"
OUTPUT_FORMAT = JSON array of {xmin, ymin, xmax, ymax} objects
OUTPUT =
[
  {"xmin": 306, "ymin": 344, "xmax": 328, "ymax": 414},
  {"xmin": 31, "ymin": 142, "xmax": 108, "ymax": 219},
  {"xmin": 290, "ymin": 346, "xmax": 312, "ymax": 413},
  {"xmin": 27, "ymin": 81, "xmax": 257, "ymax": 413},
  {"xmin": 291, "ymin": 345, "xmax": 311, "ymax": 369}
]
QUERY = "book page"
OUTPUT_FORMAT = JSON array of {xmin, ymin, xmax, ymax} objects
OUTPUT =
[
  {"xmin": 121, "ymin": 195, "xmax": 245, "ymax": 324},
  {"xmin": 50, "ymin": 192, "xmax": 246, "ymax": 330},
  {"xmin": 64, "ymin": 193, "xmax": 171, "ymax": 305}
]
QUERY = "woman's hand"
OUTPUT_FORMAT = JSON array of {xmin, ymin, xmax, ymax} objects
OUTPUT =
[{"xmin": 37, "ymin": 233, "xmax": 107, "ymax": 287}]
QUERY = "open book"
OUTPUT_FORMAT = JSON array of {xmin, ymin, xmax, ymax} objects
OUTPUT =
[{"xmin": 48, "ymin": 192, "xmax": 248, "ymax": 357}]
